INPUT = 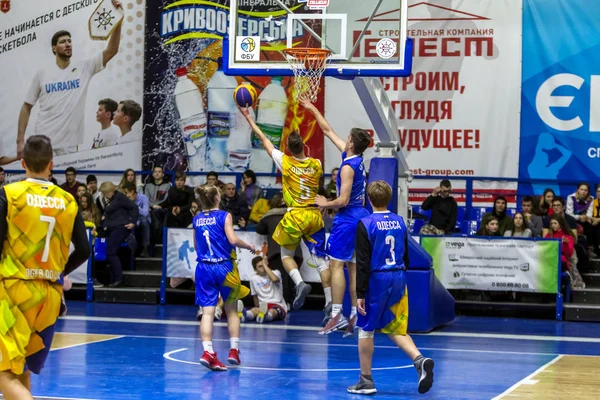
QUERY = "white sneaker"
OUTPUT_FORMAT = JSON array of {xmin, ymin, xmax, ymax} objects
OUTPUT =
[
  {"xmin": 256, "ymin": 302, "xmax": 268, "ymax": 323},
  {"xmin": 214, "ymin": 305, "xmax": 223, "ymax": 321},
  {"xmin": 237, "ymin": 300, "xmax": 246, "ymax": 322}
]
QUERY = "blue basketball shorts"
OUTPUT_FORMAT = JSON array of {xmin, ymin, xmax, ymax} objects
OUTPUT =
[
  {"xmin": 356, "ymin": 270, "xmax": 409, "ymax": 335},
  {"xmin": 326, "ymin": 206, "xmax": 370, "ymax": 262},
  {"xmin": 195, "ymin": 260, "xmax": 249, "ymax": 307}
]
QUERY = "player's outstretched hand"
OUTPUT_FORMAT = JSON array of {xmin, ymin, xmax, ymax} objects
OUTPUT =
[
  {"xmin": 315, "ymin": 195, "xmax": 328, "ymax": 208},
  {"xmin": 112, "ymin": 0, "xmax": 123, "ymax": 9},
  {"xmin": 248, "ymin": 245, "xmax": 256, "ymax": 254},
  {"xmin": 238, "ymin": 106, "xmax": 251, "ymax": 118},
  {"xmin": 299, "ymin": 96, "xmax": 316, "ymax": 112},
  {"xmin": 357, "ymin": 299, "xmax": 367, "ymax": 316}
]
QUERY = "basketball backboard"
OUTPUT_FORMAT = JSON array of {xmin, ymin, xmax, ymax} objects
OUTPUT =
[{"xmin": 224, "ymin": 0, "xmax": 412, "ymax": 77}]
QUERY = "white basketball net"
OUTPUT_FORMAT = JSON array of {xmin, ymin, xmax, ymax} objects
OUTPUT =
[{"xmin": 284, "ymin": 48, "xmax": 332, "ymax": 103}]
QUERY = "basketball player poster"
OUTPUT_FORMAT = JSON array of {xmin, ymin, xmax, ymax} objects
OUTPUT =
[
  {"xmin": 143, "ymin": 0, "xmax": 325, "ymax": 176},
  {"xmin": 0, "ymin": 0, "xmax": 145, "ymax": 174}
]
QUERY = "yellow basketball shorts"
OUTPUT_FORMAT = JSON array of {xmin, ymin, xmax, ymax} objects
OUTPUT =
[
  {"xmin": 272, "ymin": 208, "xmax": 325, "ymax": 251},
  {"xmin": 0, "ymin": 279, "xmax": 62, "ymax": 375}
]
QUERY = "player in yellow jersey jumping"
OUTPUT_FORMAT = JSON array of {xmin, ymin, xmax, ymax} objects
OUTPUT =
[
  {"xmin": 0, "ymin": 136, "xmax": 90, "ymax": 400},
  {"xmin": 240, "ymin": 107, "xmax": 331, "ymax": 311}
]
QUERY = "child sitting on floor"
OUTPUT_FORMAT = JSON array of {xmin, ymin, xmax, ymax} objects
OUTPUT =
[{"xmin": 238, "ymin": 256, "xmax": 287, "ymax": 323}]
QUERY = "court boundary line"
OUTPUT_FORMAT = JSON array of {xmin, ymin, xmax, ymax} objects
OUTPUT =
[
  {"xmin": 50, "ymin": 335, "xmax": 124, "ymax": 352},
  {"xmin": 491, "ymin": 354, "xmax": 563, "ymax": 400},
  {"xmin": 60, "ymin": 315, "xmax": 600, "ymax": 344}
]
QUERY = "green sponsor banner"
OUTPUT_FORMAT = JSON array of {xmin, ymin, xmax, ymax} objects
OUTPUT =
[{"xmin": 420, "ymin": 237, "xmax": 559, "ymax": 293}]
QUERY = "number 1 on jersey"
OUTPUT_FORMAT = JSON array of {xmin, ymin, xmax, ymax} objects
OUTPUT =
[
  {"xmin": 203, "ymin": 230, "xmax": 214, "ymax": 256},
  {"xmin": 40, "ymin": 215, "xmax": 56, "ymax": 263},
  {"xmin": 385, "ymin": 235, "xmax": 396, "ymax": 266}
]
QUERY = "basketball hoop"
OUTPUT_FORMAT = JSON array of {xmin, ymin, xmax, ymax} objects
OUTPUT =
[{"xmin": 283, "ymin": 48, "xmax": 332, "ymax": 103}]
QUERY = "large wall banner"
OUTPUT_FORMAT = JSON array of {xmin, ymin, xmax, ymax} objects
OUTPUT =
[
  {"xmin": 0, "ymin": 0, "xmax": 145, "ymax": 171},
  {"xmin": 323, "ymin": 0, "xmax": 523, "ymax": 179},
  {"xmin": 520, "ymin": 0, "xmax": 600, "ymax": 196},
  {"xmin": 421, "ymin": 236, "xmax": 560, "ymax": 293},
  {"xmin": 143, "ymin": 0, "xmax": 324, "ymax": 174}
]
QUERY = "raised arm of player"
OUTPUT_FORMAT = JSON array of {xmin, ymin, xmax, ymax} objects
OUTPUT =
[
  {"xmin": 0, "ymin": 156, "xmax": 18, "ymax": 166},
  {"xmin": 102, "ymin": 0, "xmax": 123, "ymax": 66},
  {"xmin": 238, "ymin": 106, "xmax": 276, "ymax": 158},
  {"xmin": 300, "ymin": 98, "xmax": 345, "ymax": 152},
  {"xmin": 224, "ymin": 213, "xmax": 256, "ymax": 253},
  {"xmin": 315, "ymin": 164, "xmax": 354, "ymax": 209}
]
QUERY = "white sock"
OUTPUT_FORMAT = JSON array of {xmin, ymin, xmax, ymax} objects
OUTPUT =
[
  {"xmin": 230, "ymin": 337, "xmax": 240, "ymax": 350},
  {"xmin": 289, "ymin": 269, "xmax": 303, "ymax": 286},
  {"xmin": 324, "ymin": 287, "xmax": 332, "ymax": 305},
  {"xmin": 351, "ymin": 306, "xmax": 357, "ymax": 318},
  {"xmin": 265, "ymin": 313, "xmax": 274, "ymax": 322},
  {"xmin": 202, "ymin": 341, "xmax": 214, "ymax": 353},
  {"xmin": 332, "ymin": 303, "xmax": 342, "ymax": 317},
  {"xmin": 245, "ymin": 310, "xmax": 255, "ymax": 321}
]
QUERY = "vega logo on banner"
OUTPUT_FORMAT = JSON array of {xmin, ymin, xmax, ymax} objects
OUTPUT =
[
  {"xmin": 520, "ymin": 0, "xmax": 600, "ymax": 196},
  {"xmin": 0, "ymin": 0, "xmax": 145, "ymax": 171},
  {"xmin": 421, "ymin": 236, "xmax": 560, "ymax": 293},
  {"xmin": 323, "ymin": 0, "xmax": 523, "ymax": 179}
]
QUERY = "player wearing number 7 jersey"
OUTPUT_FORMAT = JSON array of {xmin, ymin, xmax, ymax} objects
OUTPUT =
[
  {"xmin": 240, "ymin": 106, "xmax": 330, "ymax": 312},
  {"xmin": 0, "ymin": 135, "xmax": 90, "ymax": 400}
]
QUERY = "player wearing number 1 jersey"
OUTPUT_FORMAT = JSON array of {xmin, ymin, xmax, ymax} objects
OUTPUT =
[
  {"xmin": 347, "ymin": 181, "xmax": 434, "ymax": 396},
  {"xmin": 0, "ymin": 135, "xmax": 90, "ymax": 400},
  {"xmin": 240, "ymin": 106, "xmax": 330, "ymax": 312}
]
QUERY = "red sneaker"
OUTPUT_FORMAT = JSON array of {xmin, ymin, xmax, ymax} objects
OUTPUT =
[
  {"xmin": 227, "ymin": 348, "xmax": 241, "ymax": 365},
  {"xmin": 199, "ymin": 351, "xmax": 227, "ymax": 371}
]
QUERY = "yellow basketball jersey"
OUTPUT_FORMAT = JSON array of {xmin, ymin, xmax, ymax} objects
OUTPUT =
[
  {"xmin": 1, "ymin": 179, "xmax": 78, "ymax": 281},
  {"xmin": 281, "ymin": 154, "xmax": 323, "ymax": 208}
]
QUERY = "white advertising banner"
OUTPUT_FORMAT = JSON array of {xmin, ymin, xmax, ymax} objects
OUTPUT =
[
  {"xmin": 166, "ymin": 229, "xmax": 322, "ymax": 283},
  {"xmin": 0, "ymin": 0, "xmax": 144, "ymax": 170},
  {"xmin": 324, "ymin": 0, "xmax": 522, "ymax": 179},
  {"xmin": 421, "ymin": 236, "xmax": 560, "ymax": 293}
]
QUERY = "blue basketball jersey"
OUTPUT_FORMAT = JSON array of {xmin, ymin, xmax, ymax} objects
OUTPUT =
[
  {"xmin": 360, "ymin": 211, "xmax": 408, "ymax": 272},
  {"xmin": 337, "ymin": 151, "xmax": 367, "ymax": 208},
  {"xmin": 193, "ymin": 210, "xmax": 233, "ymax": 263}
]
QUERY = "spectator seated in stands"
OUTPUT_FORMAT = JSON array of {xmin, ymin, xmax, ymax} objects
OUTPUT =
[
  {"xmin": 476, "ymin": 215, "xmax": 501, "ymax": 236},
  {"xmin": 240, "ymin": 169, "xmax": 263, "ymax": 211},
  {"xmin": 76, "ymin": 183, "xmax": 88, "ymax": 201},
  {"xmin": 504, "ymin": 212, "xmax": 532, "ymax": 237},
  {"xmin": 144, "ymin": 165, "xmax": 171, "ymax": 243},
  {"xmin": 543, "ymin": 197, "xmax": 577, "ymax": 237},
  {"xmin": 164, "ymin": 171, "xmax": 194, "ymax": 228},
  {"xmin": 123, "ymin": 182, "xmax": 151, "ymax": 257},
  {"xmin": 98, "ymin": 182, "xmax": 139, "ymax": 287},
  {"xmin": 545, "ymin": 215, "xmax": 585, "ymax": 289},
  {"xmin": 187, "ymin": 200, "xmax": 200, "ymax": 228},
  {"xmin": 86, "ymin": 175, "xmax": 100, "ymax": 201},
  {"xmin": 481, "ymin": 196, "xmax": 511, "ymax": 235},
  {"xmin": 221, "ymin": 182, "xmax": 250, "ymax": 230},
  {"xmin": 566, "ymin": 182, "xmax": 596, "ymax": 255},
  {"xmin": 535, "ymin": 188, "xmax": 555, "ymax": 217},
  {"xmin": 79, "ymin": 192, "xmax": 101, "ymax": 231},
  {"xmin": 324, "ymin": 167, "xmax": 339, "ymax": 200},
  {"xmin": 521, "ymin": 195, "xmax": 543, "ymax": 237},
  {"xmin": 238, "ymin": 256, "xmax": 287, "ymax": 323},
  {"xmin": 60, "ymin": 166, "xmax": 82, "ymax": 198},
  {"xmin": 589, "ymin": 184, "xmax": 600, "ymax": 255},
  {"xmin": 419, "ymin": 179, "xmax": 458, "ymax": 235},
  {"xmin": 119, "ymin": 168, "xmax": 140, "ymax": 192}
]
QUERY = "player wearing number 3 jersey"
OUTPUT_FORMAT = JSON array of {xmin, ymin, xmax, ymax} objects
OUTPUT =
[
  {"xmin": 0, "ymin": 135, "xmax": 90, "ymax": 400},
  {"xmin": 240, "ymin": 106, "xmax": 330, "ymax": 312}
]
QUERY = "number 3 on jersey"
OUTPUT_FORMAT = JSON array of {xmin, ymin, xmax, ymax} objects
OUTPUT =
[{"xmin": 385, "ymin": 235, "xmax": 396, "ymax": 265}]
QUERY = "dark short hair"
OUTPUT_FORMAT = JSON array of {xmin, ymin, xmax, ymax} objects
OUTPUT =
[
  {"xmin": 65, "ymin": 167, "xmax": 76, "ymax": 175},
  {"xmin": 153, "ymin": 165, "xmax": 163, "ymax": 173},
  {"xmin": 0, "ymin": 167, "xmax": 4, "ymax": 173},
  {"xmin": 552, "ymin": 196, "xmax": 565, "ymax": 207},
  {"xmin": 23, "ymin": 135, "xmax": 53, "ymax": 173},
  {"xmin": 287, "ymin": 131, "xmax": 304, "ymax": 155},
  {"xmin": 349, "ymin": 128, "xmax": 371, "ymax": 155},
  {"xmin": 99, "ymin": 98, "xmax": 118, "ymax": 120},
  {"xmin": 51, "ymin": 30, "xmax": 71, "ymax": 47},
  {"xmin": 243, "ymin": 169, "xmax": 257, "ymax": 185},
  {"xmin": 207, "ymin": 171, "xmax": 218, "ymax": 179},
  {"xmin": 86, "ymin": 174, "xmax": 97, "ymax": 184},
  {"xmin": 175, "ymin": 171, "xmax": 186, "ymax": 181},
  {"xmin": 521, "ymin": 195, "xmax": 534, "ymax": 204},
  {"xmin": 440, "ymin": 179, "xmax": 451, "ymax": 188},
  {"xmin": 251, "ymin": 256, "xmax": 263, "ymax": 270},
  {"xmin": 119, "ymin": 100, "xmax": 142, "ymax": 125},
  {"xmin": 122, "ymin": 182, "xmax": 136, "ymax": 193}
]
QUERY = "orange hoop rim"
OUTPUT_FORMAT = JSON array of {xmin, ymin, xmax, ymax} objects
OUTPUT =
[{"xmin": 283, "ymin": 47, "xmax": 332, "ymax": 61}]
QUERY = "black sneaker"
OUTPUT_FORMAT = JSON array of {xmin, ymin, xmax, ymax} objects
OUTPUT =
[
  {"xmin": 347, "ymin": 375, "xmax": 377, "ymax": 395},
  {"xmin": 292, "ymin": 282, "xmax": 312, "ymax": 310},
  {"xmin": 93, "ymin": 279, "xmax": 104, "ymax": 288},
  {"xmin": 415, "ymin": 357, "xmax": 435, "ymax": 394}
]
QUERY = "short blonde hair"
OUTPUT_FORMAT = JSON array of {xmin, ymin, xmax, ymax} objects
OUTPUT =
[
  {"xmin": 99, "ymin": 181, "xmax": 116, "ymax": 194},
  {"xmin": 367, "ymin": 180, "xmax": 392, "ymax": 208}
]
